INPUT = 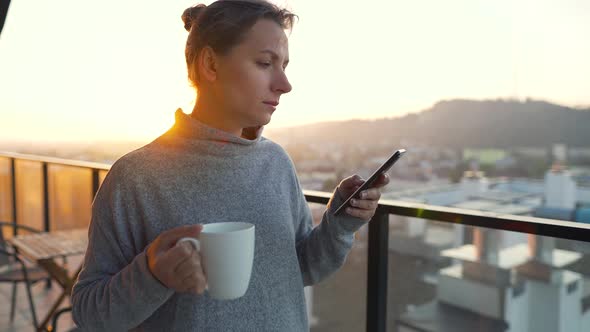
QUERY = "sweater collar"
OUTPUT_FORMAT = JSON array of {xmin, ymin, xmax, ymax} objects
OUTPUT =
[{"xmin": 171, "ymin": 109, "xmax": 263, "ymax": 146}]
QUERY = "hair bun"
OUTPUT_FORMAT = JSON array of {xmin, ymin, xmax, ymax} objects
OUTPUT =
[{"xmin": 182, "ymin": 4, "xmax": 207, "ymax": 32}]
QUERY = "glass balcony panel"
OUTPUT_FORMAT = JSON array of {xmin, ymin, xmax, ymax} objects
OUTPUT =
[
  {"xmin": 0, "ymin": 157, "xmax": 13, "ymax": 239},
  {"xmin": 389, "ymin": 216, "xmax": 590, "ymax": 332},
  {"xmin": 99, "ymin": 169, "xmax": 108, "ymax": 188},
  {"xmin": 308, "ymin": 202, "xmax": 368, "ymax": 332},
  {"xmin": 15, "ymin": 160, "xmax": 43, "ymax": 232},
  {"xmin": 48, "ymin": 165, "xmax": 92, "ymax": 231},
  {"xmin": 0, "ymin": 158, "xmax": 12, "ymax": 220}
]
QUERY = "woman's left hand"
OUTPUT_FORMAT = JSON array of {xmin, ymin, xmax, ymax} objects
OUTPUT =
[{"xmin": 336, "ymin": 173, "xmax": 390, "ymax": 221}]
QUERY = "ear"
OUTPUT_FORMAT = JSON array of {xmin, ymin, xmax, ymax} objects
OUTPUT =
[{"xmin": 198, "ymin": 46, "xmax": 218, "ymax": 82}]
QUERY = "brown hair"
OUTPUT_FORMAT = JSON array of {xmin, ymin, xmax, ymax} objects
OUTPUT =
[{"xmin": 181, "ymin": 0, "xmax": 297, "ymax": 88}]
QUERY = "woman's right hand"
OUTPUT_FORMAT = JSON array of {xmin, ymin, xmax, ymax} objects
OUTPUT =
[{"xmin": 146, "ymin": 225, "xmax": 208, "ymax": 294}]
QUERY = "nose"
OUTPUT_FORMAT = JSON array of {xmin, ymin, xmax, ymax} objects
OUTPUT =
[{"xmin": 272, "ymin": 69, "xmax": 292, "ymax": 94}]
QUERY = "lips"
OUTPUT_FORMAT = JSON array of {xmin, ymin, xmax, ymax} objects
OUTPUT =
[{"xmin": 263, "ymin": 101, "xmax": 279, "ymax": 107}]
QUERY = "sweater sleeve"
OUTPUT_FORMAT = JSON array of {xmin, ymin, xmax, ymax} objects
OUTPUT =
[
  {"xmin": 71, "ymin": 166, "xmax": 174, "ymax": 331},
  {"xmin": 294, "ymin": 179, "xmax": 366, "ymax": 286}
]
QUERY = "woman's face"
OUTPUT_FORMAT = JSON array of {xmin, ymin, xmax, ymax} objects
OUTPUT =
[{"xmin": 213, "ymin": 19, "xmax": 292, "ymax": 129}]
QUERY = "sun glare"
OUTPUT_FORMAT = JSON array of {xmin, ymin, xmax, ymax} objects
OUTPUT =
[{"xmin": 0, "ymin": 0, "xmax": 589, "ymax": 142}]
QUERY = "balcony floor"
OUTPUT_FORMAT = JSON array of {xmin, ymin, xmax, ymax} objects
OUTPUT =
[{"xmin": 0, "ymin": 281, "xmax": 75, "ymax": 332}]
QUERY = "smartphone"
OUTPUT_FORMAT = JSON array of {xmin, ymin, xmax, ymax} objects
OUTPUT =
[{"xmin": 334, "ymin": 149, "xmax": 406, "ymax": 216}]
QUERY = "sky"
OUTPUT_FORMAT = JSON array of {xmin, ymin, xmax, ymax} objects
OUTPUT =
[{"xmin": 0, "ymin": 0, "xmax": 589, "ymax": 142}]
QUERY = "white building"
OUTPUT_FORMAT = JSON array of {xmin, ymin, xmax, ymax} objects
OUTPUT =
[{"xmin": 386, "ymin": 168, "xmax": 590, "ymax": 331}]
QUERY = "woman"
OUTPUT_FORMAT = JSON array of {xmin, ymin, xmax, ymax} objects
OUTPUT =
[{"xmin": 72, "ymin": 1, "xmax": 390, "ymax": 330}]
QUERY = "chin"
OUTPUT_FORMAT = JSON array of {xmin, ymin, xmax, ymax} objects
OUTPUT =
[{"xmin": 257, "ymin": 113, "xmax": 273, "ymax": 126}]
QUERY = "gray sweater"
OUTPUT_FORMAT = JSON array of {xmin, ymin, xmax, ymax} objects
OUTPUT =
[{"xmin": 71, "ymin": 109, "xmax": 365, "ymax": 331}]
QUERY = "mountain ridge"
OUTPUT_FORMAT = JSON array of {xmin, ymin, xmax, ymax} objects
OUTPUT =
[{"xmin": 266, "ymin": 98, "xmax": 590, "ymax": 149}]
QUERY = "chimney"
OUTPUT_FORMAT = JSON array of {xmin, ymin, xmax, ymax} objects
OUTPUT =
[
  {"xmin": 552, "ymin": 143, "xmax": 567, "ymax": 164},
  {"xmin": 544, "ymin": 164, "xmax": 576, "ymax": 209}
]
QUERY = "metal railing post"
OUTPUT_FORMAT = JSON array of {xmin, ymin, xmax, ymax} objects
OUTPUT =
[
  {"xmin": 91, "ymin": 169, "xmax": 100, "ymax": 200},
  {"xmin": 41, "ymin": 162, "xmax": 52, "ymax": 288},
  {"xmin": 366, "ymin": 211, "xmax": 389, "ymax": 332},
  {"xmin": 10, "ymin": 158, "xmax": 17, "ymax": 236},
  {"xmin": 42, "ymin": 162, "xmax": 50, "ymax": 232}
]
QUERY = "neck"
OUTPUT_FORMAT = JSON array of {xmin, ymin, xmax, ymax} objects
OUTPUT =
[{"xmin": 190, "ymin": 95, "xmax": 243, "ymax": 137}]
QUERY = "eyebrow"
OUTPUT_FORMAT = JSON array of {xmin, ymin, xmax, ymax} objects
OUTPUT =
[{"xmin": 259, "ymin": 50, "xmax": 289, "ymax": 66}]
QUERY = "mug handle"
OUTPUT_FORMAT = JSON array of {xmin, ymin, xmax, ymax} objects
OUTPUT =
[{"xmin": 177, "ymin": 237, "xmax": 200, "ymax": 251}]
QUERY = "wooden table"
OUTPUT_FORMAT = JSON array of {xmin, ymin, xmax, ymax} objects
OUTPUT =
[{"xmin": 9, "ymin": 228, "xmax": 88, "ymax": 332}]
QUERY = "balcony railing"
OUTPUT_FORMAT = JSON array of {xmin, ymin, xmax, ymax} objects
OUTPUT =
[{"xmin": 2, "ymin": 151, "xmax": 590, "ymax": 332}]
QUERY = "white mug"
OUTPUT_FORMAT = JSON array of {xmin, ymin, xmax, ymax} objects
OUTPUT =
[{"xmin": 177, "ymin": 222, "xmax": 255, "ymax": 300}]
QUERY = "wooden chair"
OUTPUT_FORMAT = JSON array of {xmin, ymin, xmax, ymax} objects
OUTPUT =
[
  {"xmin": 51, "ymin": 306, "xmax": 81, "ymax": 332},
  {"xmin": 0, "ymin": 221, "xmax": 50, "ymax": 329}
]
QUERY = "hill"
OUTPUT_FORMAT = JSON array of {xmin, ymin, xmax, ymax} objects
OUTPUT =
[{"xmin": 267, "ymin": 99, "xmax": 590, "ymax": 149}]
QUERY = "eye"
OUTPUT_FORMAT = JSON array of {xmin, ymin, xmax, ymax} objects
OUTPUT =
[{"xmin": 257, "ymin": 61, "xmax": 271, "ymax": 68}]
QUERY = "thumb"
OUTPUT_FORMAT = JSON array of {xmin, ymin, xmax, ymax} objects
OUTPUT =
[
  {"xmin": 341, "ymin": 174, "xmax": 364, "ymax": 189},
  {"xmin": 159, "ymin": 224, "xmax": 203, "ymax": 250}
]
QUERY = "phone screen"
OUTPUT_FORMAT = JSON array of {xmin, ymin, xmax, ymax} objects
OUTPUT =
[{"xmin": 334, "ymin": 149, "xmax": 406, "ymax": 216}]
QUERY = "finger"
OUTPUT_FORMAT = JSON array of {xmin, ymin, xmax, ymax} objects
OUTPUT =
[
  {"xmin": 159, "ymin": 224, "xmax": 203, "ymax": 249},
  {"xmin": 168, "ymin": 272, "xmax": 198, "ymax": 292},
  {"xmin": 372, "ymin": 173, "xmax": 390, "ymax": 189},
  {"xmin": 196, "ymin": 274, "xmax": 208, "ymax": 294},
  {"xmin": 340, "ymin": 175, "xmax": 364, "ymax": 190},
  {"xmin": 345, "ymin": 207, "xmax": 373, "ymax": 221},
  {"xmin": 186, "ymin": 281, "xmax": 207, "ymax": 295},
  {"xmin": 170, "ymin": 242, "xmax": 201, "ymax": 273},
  {"xmin": 176, "ymin": 258, "xmax": 203, "ymax": 280},
  {"xmin": 358, "ymin": 188, "xmax": 382, "ymax": 200},
  {"xmin": 181, "ymin": 273, "xmax": 207, "ymax": 293},
  {"xmin": 350, "ymin": 198, "xmax": 379, "ymax": 210},
  {"xmin": 352, "ymin": 207, "xmax": 375, "ymax": 221},
  {"xmin": 338, "ymin": 177, "xmax": 366, "ymax": 199},
  {"xmin": 186, "ymin": 286, "xmax": 198, "ymax": 294},
  {"xmin": 159, "ymin": 243, "xmax": 195, "ymax": 272},
  {"xmin": 179, "ymin": 275, "xmax": 201, "ymax": 292},
  {"xmin": 186, "ymin": 286, "xmax": 201, "ymax": 295}
]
